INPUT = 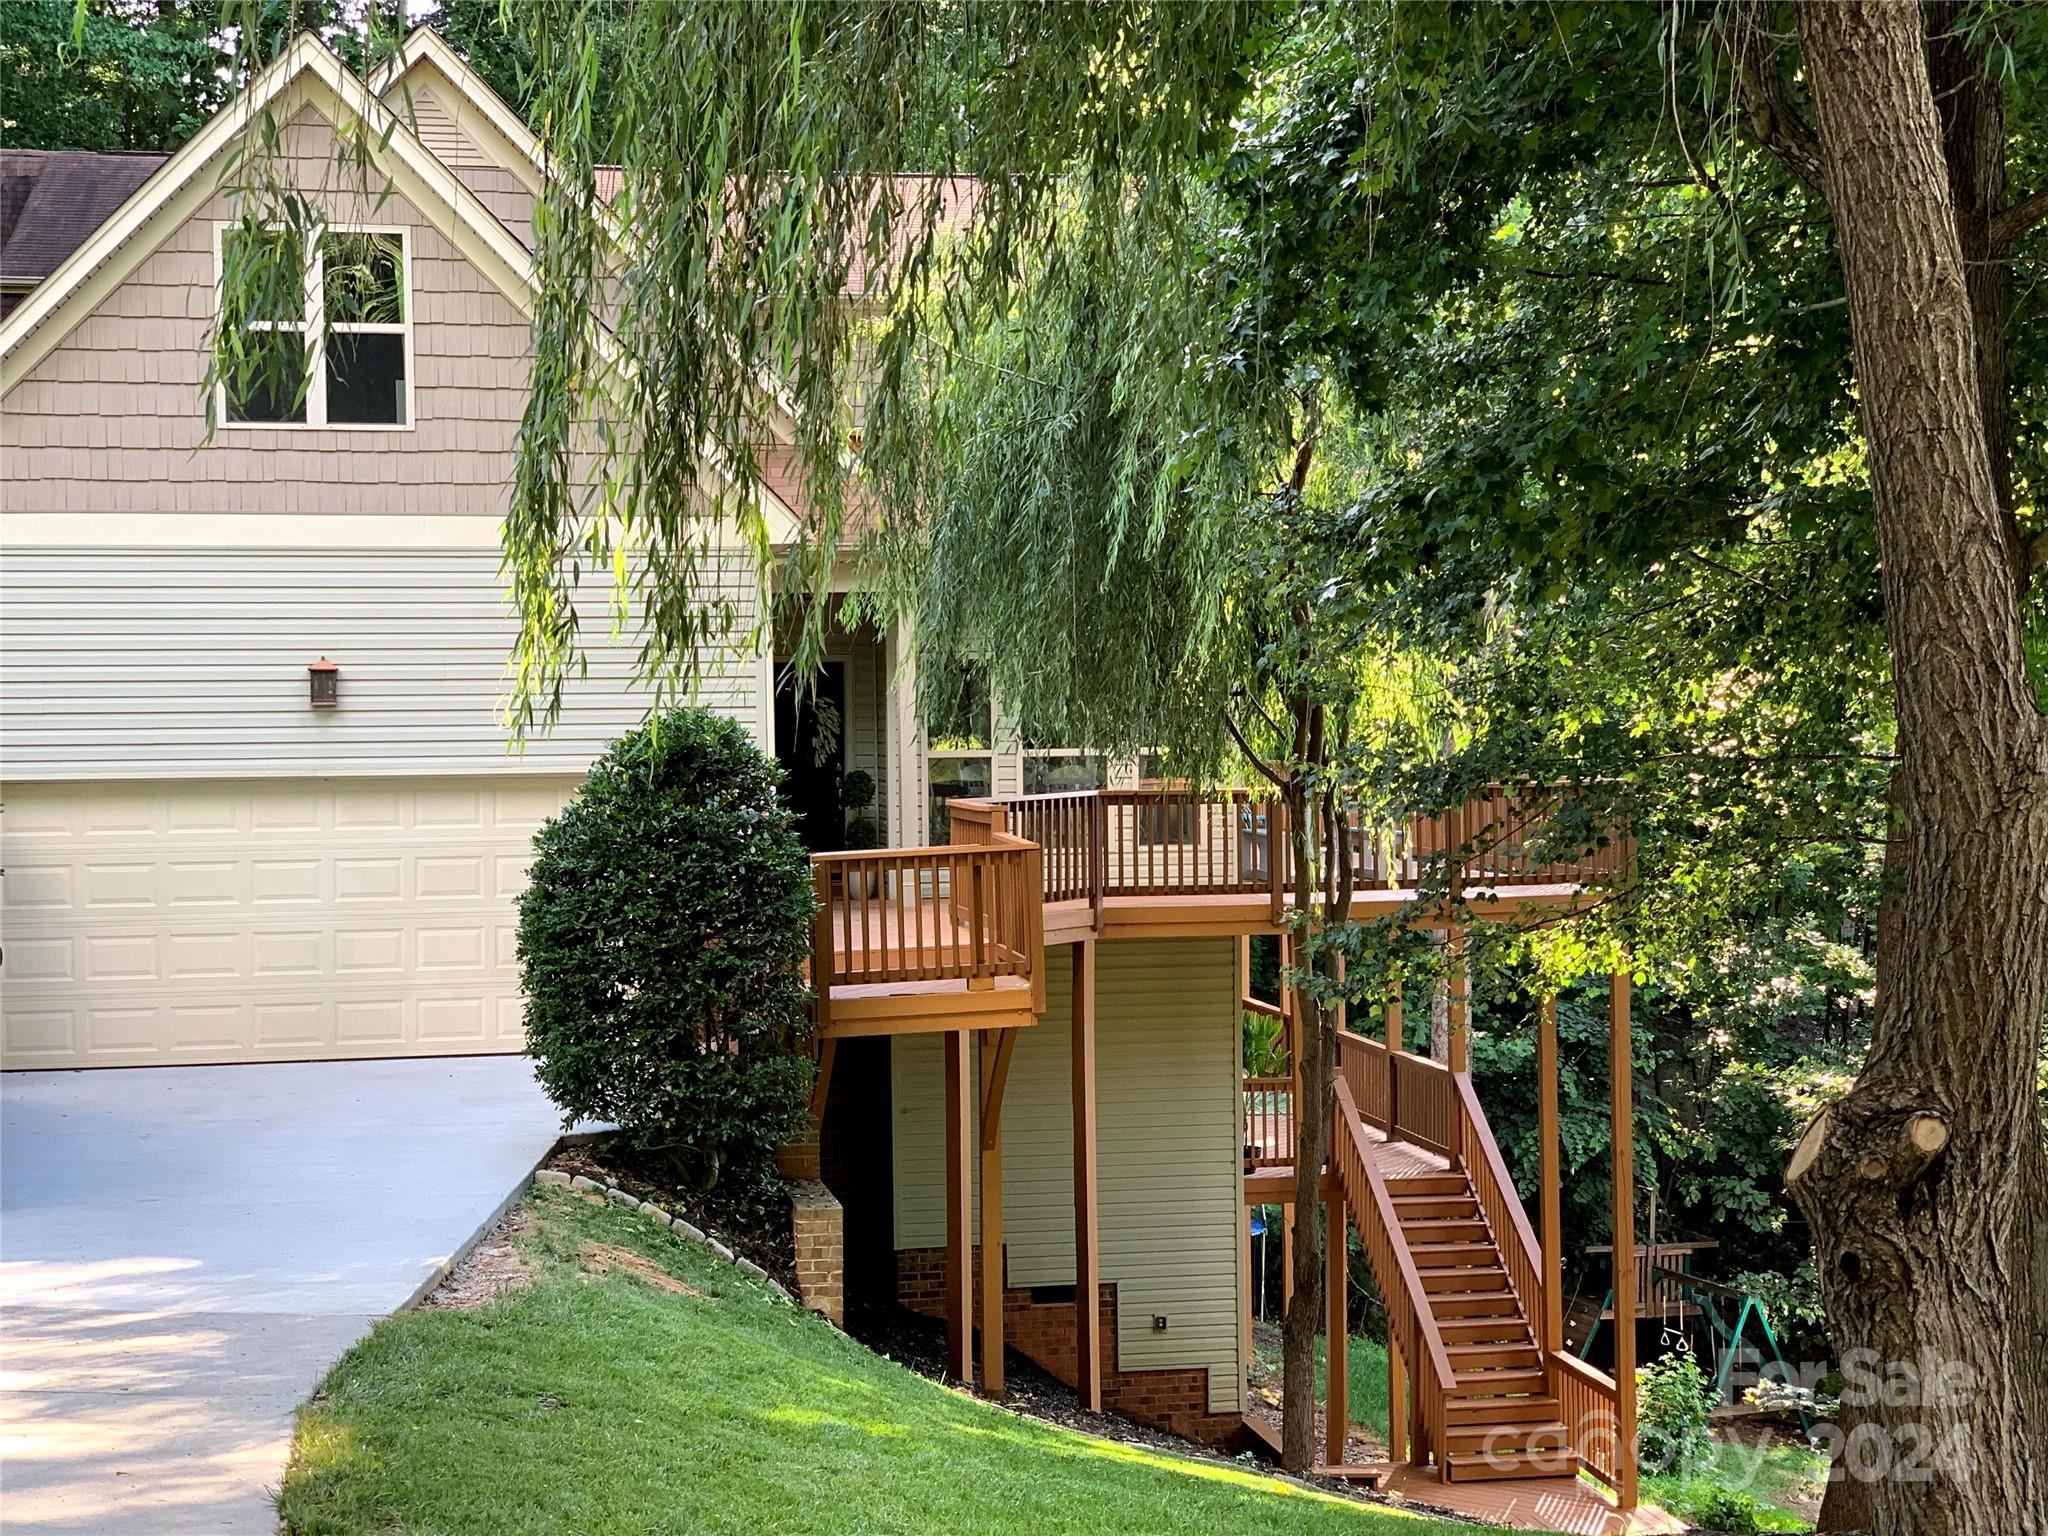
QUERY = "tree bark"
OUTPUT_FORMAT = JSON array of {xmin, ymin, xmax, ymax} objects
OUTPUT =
[
  {"xmin": 1280, "ymin": 776, "xmax": 1329, "ymax": 1475},
  {"xmin": 1786, "ymin": 6, "xmax": 2048, "ymax": 1533}
]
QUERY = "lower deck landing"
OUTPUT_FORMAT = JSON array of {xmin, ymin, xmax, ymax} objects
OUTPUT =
[
  {"xmin": 1375, "ymin": 1466, "xmax": 1682, "ymax": 1535},
  {"xmin": 1244, "ymin": 1121, "xmax": 1449, "ymax": 1202}
]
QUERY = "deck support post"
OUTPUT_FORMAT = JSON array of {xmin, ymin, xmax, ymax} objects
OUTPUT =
[
  {"xmin": 979, "ymin": 1028, "xmax": 1014, "ymax": 1397},
  {"xmin": 1325, "ymin": 1198, "xmax": 1349, "ymax": 1468},
  {"xmin": 1610, "ymin": 966, "xmax": 1639, "ymax": 1511},
  {"xmin": 943, "ymin": 1027, "xmax": 974, "ymax": 1386},
  {"xmin": 1385, "ymin": 974, "xmax": 1403, "ymax": 1132},
  {"xmin": 1387, "ymin": 1338, "xmax": 1409, "ymax": 1462},
  {"xmin": 1071, "ymin": 939, "xmax": 1102, "ymax": 1411},
  {"xmin": 1537, "ymin": 995, "xmax": 1563, "ymax": 1356},
  {"xmin": 1446, "ymin": 922, "xmax": 1470, "ymax": 1074},
  {"xmin": 1282, "ymin": 1209, "xmax": 1294, "ymax": 1307}
]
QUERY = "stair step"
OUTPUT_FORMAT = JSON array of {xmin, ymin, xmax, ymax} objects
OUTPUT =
[
  {"xmin": 1445, "ymin": 1419, "xmax": 1571, "ymax": 1454},
  {"xmin": 1438, "ymin": 1317, "xmax": 1533, "ymax": 1343},
  {"xmin": 1443, "ymin": 1393, "xmax": 1562, "ymax": 1426},
  {"xmin": 1390, "ymin": 1195, "xmax": 1479, "ymax": 1219},
  {"xmin": 1446, "ymin": 1343, "xmax": 1542, "ymax": 1370},
  {"xmin": 1399, "ymin": 1217, "xmax": 1490, "ymax": 1242},
  {"xmin": 1452, "ymin": 1367, "xmax": 1548, "ymax": 1398},
  {"xmin": 1413, "ymin": 1241, "xmax": 1502, "ymax": 1266},
  {"xmin": 1387, "ymin": 1173, "xmax": 1468, "ymax": 1196},
  {"xmin": 1447, "ymin": 1449, "xmax": 1581, "ymax": 1483},
  {"xmin": 1422, "ymin": 1268, "xmax": 1509, "ymax": 1294},
  {"xmin": 1428, "ymin": 1290, "xmax": 1525, "ymax": 1317}
]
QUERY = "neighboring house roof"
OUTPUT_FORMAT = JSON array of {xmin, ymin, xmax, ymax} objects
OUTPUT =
[{"xmin": 0, "ymin": 150, "xmax": 170, "ymax": 308}]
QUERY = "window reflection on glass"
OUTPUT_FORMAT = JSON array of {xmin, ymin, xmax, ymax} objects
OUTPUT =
[
  {"xmin": 322, "ymin": 232, "xmax": 405, "ymax": 324},
  {"xmin": 225, "ymin": 328, "xmax": 309, "ymax": 423},
  {"xmin": 928, "ymin": 675, "xmax": 992, "ymax": 752},
  {"xmin": 1022, "ymin": 752, "xmax": 1106, "ymax": 794},
  {"xmin": 928, "ymin": 755, "xmax": 992, "ymax": 843}
]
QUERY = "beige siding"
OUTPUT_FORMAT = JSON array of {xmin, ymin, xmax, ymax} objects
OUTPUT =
[
  {"xmin": 390, "ymin": 85, "xmax": 537, "ymax": 249},
  {"xmin": 393, "ymin": 82, "xmax": 489, "ymax": 168},
  {"xmin": 1, "ymin": 107, "xmax": 532, "ymax": 521},
  {"xmin": 891, "ymin": 938, "xmax": 1245, "ymax": 1413},
  {"xmin": 0, "ymin": 547, "xmax": 764, "ymax": 779}
]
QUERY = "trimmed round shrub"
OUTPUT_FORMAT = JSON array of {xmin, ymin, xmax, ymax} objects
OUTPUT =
[{"xmin": 518, "ymin": 708, "xmax": 817, "ymax": 1194}]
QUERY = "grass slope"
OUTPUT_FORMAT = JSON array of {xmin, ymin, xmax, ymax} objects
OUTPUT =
[{"xmin": 280, "ymin": 1186, "xmax": 1502, "ymax": 1536}]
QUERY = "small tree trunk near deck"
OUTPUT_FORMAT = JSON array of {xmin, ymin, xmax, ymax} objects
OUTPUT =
[
  {"xmin": 1281, "ymin": 778, "xmax": 1331, "ymax": 1475},
  {"xmin": 1786, "ymin": 6, "xmax": 2048, "ymax": 1532}
]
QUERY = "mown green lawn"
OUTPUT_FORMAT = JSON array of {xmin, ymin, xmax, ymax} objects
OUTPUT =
[{"xmin": 279, "ymin": 1186, "xmax": 1505, "ymax": 1536}]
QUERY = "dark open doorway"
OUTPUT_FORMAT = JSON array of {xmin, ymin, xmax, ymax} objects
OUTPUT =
[{"xmin": 774, "ymin": 659, "xmax": 847, "ymax": 852}]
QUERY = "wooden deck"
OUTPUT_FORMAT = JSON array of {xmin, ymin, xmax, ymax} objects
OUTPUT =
[
  {"xmin": 1376, "ymin": 1465, "xmax": 1683, "ymax": 1535},
  {"xmin": 1242, "ymin": 1107, "xmax": 1450, "ymax": 1200},
  {"xmin": 824, "ymin": 882, "xmax": 1594, "ymax": 1036},
  {"xmin": 810, "ymin": 786, "xmax": 1633, "ymax": 1037}
]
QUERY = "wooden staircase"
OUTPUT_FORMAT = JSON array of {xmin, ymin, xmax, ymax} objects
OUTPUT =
[
  {"xmin": 1390, "ymin": 1169, "xmax": 1579, "ymax": 1482},
  {"xmin": 1327, "ymin": 1055, "xmax": 1618, "ymax": 1489}
]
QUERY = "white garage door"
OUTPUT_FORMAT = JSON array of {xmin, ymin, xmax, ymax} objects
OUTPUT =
[{"xmin": 0, "ymin": 776, "xmax": 577, "ymax": 1069}]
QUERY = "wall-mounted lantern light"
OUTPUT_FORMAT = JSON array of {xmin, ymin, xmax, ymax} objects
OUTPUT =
[{"xmin": 307, "ymin": 657, "xmax": 340, "ymax": 709}]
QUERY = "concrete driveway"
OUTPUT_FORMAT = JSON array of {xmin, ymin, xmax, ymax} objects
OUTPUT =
[{"xmin": 1, "ymin": 1057, "xmax": 564, "ymax": 1534}]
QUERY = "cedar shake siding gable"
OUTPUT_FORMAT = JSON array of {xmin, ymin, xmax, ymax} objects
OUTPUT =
[{"xmin": 1, "ymin": 109, "xmax": 533, "ymax": 520}]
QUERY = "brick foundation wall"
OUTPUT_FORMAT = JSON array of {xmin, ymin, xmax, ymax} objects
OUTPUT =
[
  {"xmin": 896, "ymin": 1248, "xmax": 1242, "ymax": 1447},
  {"xmin": 790, "ymin": 1181, "xmax": 845, "ymax": 1327}
]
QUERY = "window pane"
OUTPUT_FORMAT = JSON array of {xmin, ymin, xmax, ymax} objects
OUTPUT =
[
  {"xmin": 323, "ymin": 232, "xmax": 405, "ymax": 325},
  {"xmin": 325, "ymin": 331, "xmax": 407, "ymax": 424},
  {"xmin": 928, "ymin": 675, "xmax": 991, "ymax": 752},
  {"xmin": 1023, "ymin": 754, "xmax": 1105, "ymax": 794},
  {"xmin": 225, "ymin": 330, "xmax": 308, "ymax": 423},
  {"xmin": 928, "ymin": 756, "xmax": 991, "ymax": 843},
  {"xmin": 221, "ymin": 226, "xmax": 305, "ymax": 326}
]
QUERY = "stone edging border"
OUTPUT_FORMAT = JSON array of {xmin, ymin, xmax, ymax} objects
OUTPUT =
[{"xmin": 532, "ymin": 1168, "xmax": 796, "ymax": 1304}]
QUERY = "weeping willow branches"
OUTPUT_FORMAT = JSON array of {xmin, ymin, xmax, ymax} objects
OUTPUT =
[{"xmin": 503, "ymin": 1, "xmax": 1274, "ymax": 731}]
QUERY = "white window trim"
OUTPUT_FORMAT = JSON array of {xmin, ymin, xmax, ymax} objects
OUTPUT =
[{"xmin": 212, "ymin": 221, "xmax": 417, "ymax": 432}]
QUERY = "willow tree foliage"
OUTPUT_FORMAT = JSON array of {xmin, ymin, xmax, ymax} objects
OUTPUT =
[{"xmin": 209, "ymin": 1, "xmax": 2048, "ymax": 1522}]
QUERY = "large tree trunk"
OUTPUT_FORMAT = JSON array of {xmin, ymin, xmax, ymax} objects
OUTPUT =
[
  {"xmin": 1281, "ymin": 780, "xmax": 1330, "ymax": 1475},
  {"xmin": 1787, "ymin": 6, "xmax": 2048, "ymax": 1533}
]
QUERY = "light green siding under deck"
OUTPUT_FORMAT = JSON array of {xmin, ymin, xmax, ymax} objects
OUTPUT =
[{"xmin": 891, "ymin": 937, "xmax": 1245, "ymax": 1414}]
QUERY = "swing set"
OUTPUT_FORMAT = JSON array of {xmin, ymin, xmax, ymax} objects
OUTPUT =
[{"xmin": 1577, "ymin": 1259, "xmax": 1813, "ymax": 1440}]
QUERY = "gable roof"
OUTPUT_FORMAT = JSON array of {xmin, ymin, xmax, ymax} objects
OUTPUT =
[
  {"xmin": 0, "ymin": 150, "xmax": 170, "ymax": 295},
  {"xmin": 0, "ymin": 27, "xmax": 800, "ymax": 547},
  {"xmin": 0, "ymin": 31, "xmax": 542, "ymax": 397}
]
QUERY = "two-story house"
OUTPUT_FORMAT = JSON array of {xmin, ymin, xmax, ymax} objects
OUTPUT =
[{"xmin": 0, "ymin": 30, "xmax": 1653, "ymax": 1524}]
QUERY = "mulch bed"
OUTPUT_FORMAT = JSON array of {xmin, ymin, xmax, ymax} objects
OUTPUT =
[
  {"xmin": 1242, "ymin": 1320, "xmax": 1391, "ymax": 1471},
  {"xmin": 546, "ymin": 1135, "xmax": 797, "ymax": 1288}
]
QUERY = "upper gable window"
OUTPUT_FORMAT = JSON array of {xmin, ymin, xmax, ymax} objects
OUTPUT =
[{"xmin": 218, "ymin": 226, "xmax": 412, "ymax": 429}]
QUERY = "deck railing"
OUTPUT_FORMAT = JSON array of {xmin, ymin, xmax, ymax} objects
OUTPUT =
[
  {"xmin": 1243, "ymin": 1076, "xmax": 1295, "ymax": 1168},
  {"xmin": 1408, "ymin": 783, "xmax": 1634, "ymax": 891},
  {"xmin": 1453, "ymin": 1069, "xmax": 1545, "ymax": 1345},
  {"xmin": 810, "ymin": 833, "xmax": 1044, "ymax": 1026},
  {"xmin": 961, "ymin": 783, "xmax": 1629, "ymax": 911},
  {"xmin": 1335, "ymin": 1030, "xmax": 1392, "ymax": 1128},
  {"xmin": 1552, "ymin": 1352, "xmax": 1623, "ymax": 1490},
  {"xmin": 1388, "ymin": 1049, "xmax": 1457, "ymax": 1158},
  {"xmin": 1332, "ymin": 1073, "xmax": 1455, "ymax": 1472}
]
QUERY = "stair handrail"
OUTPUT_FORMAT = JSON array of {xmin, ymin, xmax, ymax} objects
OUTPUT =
[
  {"xmin": 1450, "ymin": 1070, "xmax": 1545, "ymax": 1331},
  {"xmin": 1551, "ymin": 1351, "xmax": 1623, "ymax": 1490},
  {"xmin": 1452, "ymin": 1071, "xmax": 1627, "ymax": 1488},
  {"xmin": 1331, "ymin": 1074, "xmax": 1456, "ymax": 1466}
]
